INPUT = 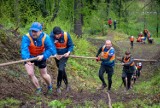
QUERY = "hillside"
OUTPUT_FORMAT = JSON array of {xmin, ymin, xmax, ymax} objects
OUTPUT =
[{"xmin": 0, "ymin": 27, "xmax": 160, "ymax": 107}]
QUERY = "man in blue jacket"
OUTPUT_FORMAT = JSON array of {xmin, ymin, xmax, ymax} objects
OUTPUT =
[
  {"xmin": 21, "ymin": 22, "xmax": 57, "ymax": 95},
  {"xmin": 50, "ymin": 26, "xmax": 74, "ymax": 93},
  {"xmin": 96, "ymin": 40, "xmax": 115, "ymax": 91}
]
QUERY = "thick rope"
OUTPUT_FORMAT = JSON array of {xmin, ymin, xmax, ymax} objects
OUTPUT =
[
  {"xmin": 0, "ymin": 55, "xmax": 157, "ymax": 67},
  {"xmin": 107, "ymin": 92, "xmax": 112, "ymax": 108}
]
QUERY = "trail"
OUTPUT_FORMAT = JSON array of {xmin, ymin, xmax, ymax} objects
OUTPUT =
[
  {"xmin": 87, "ymin": 30, "xmax": 160, "ymax": 106},
  {"xmin": 0, "ymin": 29, "xmax": 160, "ymax": 107}
]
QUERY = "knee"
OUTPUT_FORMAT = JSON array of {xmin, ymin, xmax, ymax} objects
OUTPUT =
[
  {"xmin": 28, "ymin": 72, "xmax": 35, "ymax": 78},
  {"xmin": 41, "ymin": 73, "xmax": 48, "ymax": 78}
]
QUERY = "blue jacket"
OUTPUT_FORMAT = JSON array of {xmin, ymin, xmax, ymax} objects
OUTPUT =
[
  {"xmin": 50, "ymin": 31, "xmax": 74, "ymax": 55},
  {"xmin": 96, "ymin": 46, "xmax": 115, "ymax": 67},
  {"xmin": 21, "ymin": 32, "xmax": 57, "ymax": 60}
]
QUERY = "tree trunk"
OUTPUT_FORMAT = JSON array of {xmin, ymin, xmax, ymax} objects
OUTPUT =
[
  {"xmin": 74, "ymin": 0, "xmax": 82, "ymax": 37},
  {"xmin": 14, "ymin": 0, "xmax": 20, "ymax": 27},
  {"xmin": 106, "ymin": 0, "xmax": 110, "ymax": 17},
  {"xmin": 156, "ymin": 9, "xmax": 159, "ymax": 37},
  {"xmin": 118, "ymin": 0, "xmax": 122, "ymax": 28},
  {"xmin": 51, "ymin": 0, "xmax": 61, "ymax": 22}
]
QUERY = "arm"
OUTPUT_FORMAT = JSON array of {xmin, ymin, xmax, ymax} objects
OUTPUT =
[
  {"xmin": 21, "ymin": 35, "xmax": 31, "ymax": 59},
  {"xmin": 67, "ymin": 33, "xmax": 74, "ymax": 53},
  {"xmin": 43, "ymin": 35, "xmax": 57, "ymax": 60},
  {"xmin": 96, "ymin": 47, "xmax": 102, "ymax": 57}
]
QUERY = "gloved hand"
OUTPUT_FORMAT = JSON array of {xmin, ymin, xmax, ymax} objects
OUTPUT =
[{"xmin": 96, "ymin": 57, "xmax": 101, "ymax": 62}]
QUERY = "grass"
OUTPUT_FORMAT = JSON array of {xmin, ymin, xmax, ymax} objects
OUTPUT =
[{"xmin": 0, "ymin": 98, "xmax": 21, "ymax": 108}]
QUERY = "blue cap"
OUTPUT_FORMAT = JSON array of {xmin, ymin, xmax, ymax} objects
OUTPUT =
[{"xmin": 29, "ymin": 22, "xmax": 42, "ymax": 31}]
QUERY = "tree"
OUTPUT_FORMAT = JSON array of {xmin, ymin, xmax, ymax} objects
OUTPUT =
[{"xmin": 74, "ymin": 0, "xmax": 82, "ymax": 37}]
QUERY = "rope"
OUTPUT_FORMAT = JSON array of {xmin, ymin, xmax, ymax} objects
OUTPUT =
[
  {"xmin": 107, "ymin": 92, "xmax": 112, "ymax": 108},
  {"xmin": 0, "ymin": 55, "xmax": 157, "ymax": 67},
  {"xmin": 0, "ymin": 57, "xmax": 38, "ymax": 67}
]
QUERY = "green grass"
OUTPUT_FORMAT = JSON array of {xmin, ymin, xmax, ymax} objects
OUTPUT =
[{"xmin": 0, "ymin": 98, "xmax": 21, "ymax": 108}]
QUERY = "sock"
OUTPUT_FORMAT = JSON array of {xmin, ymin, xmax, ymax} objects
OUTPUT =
[{"xmin": 48, "ymin": 85, "xmax": 52, "ymax": 90}]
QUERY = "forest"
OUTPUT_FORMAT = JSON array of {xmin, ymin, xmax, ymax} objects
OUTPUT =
[{"xmin": 0, "ymin": 0, "xmax": 160, "ymax": 107}]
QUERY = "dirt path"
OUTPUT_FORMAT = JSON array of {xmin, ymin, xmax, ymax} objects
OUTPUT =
[
  {"xmin": 0, "ymin": 30, "xmax": 160, "ymax": 107},
  {"xmin": 87, "ymin": 30, "xmax": 160, "ymax": 105}
]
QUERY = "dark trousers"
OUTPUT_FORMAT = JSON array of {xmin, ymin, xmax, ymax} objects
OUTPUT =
[
  {"xmin": 114, "ymin": 25, "xmax": 116, "ymax": 30},
  {"xmin": 136, "ymin": 70, "xmax": 141, "ymax": 77},
  {"xmin": 55, "ymin": 57, "xmax": 68, "ymax": 88},
  {"xmin": 122, "ymin": 71, "xmax": 133, "ymax": 89},
  {"xmin": 99, "ymin": 65, "xmax": 114, "ymax": 90},
  {"xmin": 130, "ymin": 41, "xmax": 133, "ymax": 48}
]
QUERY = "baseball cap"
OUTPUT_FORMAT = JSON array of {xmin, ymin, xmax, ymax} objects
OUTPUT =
[{"xmin": 29, "ymin": 22, "xmax": 42, "ymax": 32}]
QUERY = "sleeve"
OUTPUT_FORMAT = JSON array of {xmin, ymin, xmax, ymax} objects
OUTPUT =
[
  {"xmin": 43, "ymin": 35, "xmax": 57, "ymax": 60},
  {"xmin": 50, "ymin": 31, "xmax": 55, "ymax": 45},
  {"xmin": 21, "ymin": 35, "xmax": 31, "ymax": 59},
  {"xmin": 67, "ymin": 33, "xmax": 74, "ymax": 52},
  {"xmin": 96, "ymin": 46, "xmax": 102, "ymax": 57}
]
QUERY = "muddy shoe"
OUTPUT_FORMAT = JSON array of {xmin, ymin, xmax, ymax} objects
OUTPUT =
[
  {"xmin": 56, "ymin": 88, "xmax": 61, "ymax": 94},
  {"xmin": 98, "ymin": 84, "xmax": 107, "ymax": 90},
  {"xmin": 47, "ymin": 88, "xmax": 53, "ymax": 95},
  {"xmin": 35, "ymin": 88, "xmax": 42, "ymax": 95}
]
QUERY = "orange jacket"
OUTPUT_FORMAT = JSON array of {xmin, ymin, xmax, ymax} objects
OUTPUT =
[{"xmin": 26, "ymin": 33, "xmax": 46, "ymax": 56}]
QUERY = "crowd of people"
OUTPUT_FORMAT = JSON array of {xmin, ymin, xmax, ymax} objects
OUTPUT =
[
  {"xmin": 129, "ymin": 29, "xmax": 153, "ymax": 49},
  {"xmin": 21, "ymin": 22, "xmax": 144, "ymax": 95}
]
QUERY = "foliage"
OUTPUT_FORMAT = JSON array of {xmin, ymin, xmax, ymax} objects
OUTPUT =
[
  {"xmin": 67, "ymin": 34, "xmax": 100, "ymax": 89},
  {"xmin": 112, "ymin": 102, "xmax": 125, "ymax": 108},
  {"xmin": 48, "ymin": 99, "xmax": 71, "ymax": 108},
  {"xmin": 48, "ymin": 100, "xmax": 66, "ymax": 108},
  {"xmin": 0, "ymin": 98, "xmax": 21, "ymax": 108}
]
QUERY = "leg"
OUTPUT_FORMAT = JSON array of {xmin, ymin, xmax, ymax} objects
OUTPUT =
[
  {"xmin": 40, "ymin": 67, "xmax": 52, "ymax": 87},
  {"xmin": 58, "ymin": 57, "xmax": 69, "ymax": 85},
  {"xmin": 137, "ymin": 70, "xmax": 140, "ymax": 77},
  {"xmin": 122, "ymin": 70, "xmax": 127, "ymax": 88},
  {"xmin": 106, "ymin": 66, "xmax": 114, "ymax": 90},
  {"xmin": 126, "ymin": 73, "xmax": 133, "ymax": 90},
  {"xmin": 99, "ymin": 65, "xmax": 107, "ymax": 87},
  {"xmin": 60, "ymin": 58, "xmax": 69, "ymax": 86},
  {"xmin": 63, "ymin": 69, "xmax": 68, "ymax": 85},
  {"xmin": 25, "ymin": 63, "xmax": 40, "ymax": 89},
  {"xmin": 55, "ymin": 59, "xmax": 63, "ymax": 88}
]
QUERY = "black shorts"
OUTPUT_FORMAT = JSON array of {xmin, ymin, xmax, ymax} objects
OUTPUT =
[{"xmin": 25, "ymin": 60, "xmax": 47, "ymax": 69}]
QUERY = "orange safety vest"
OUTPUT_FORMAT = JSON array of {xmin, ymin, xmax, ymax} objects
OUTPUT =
[
  {"xmin": 123, "ymin": 57, "xmax": 134, "ymax": 66},
  {"xmin": 55, "ymin": 32, "xmax": 68, "ymax": 49},
  {"xmin": 130, "ymin": 36, "xmax": 134, "ymax": 42},
  {"xmin": 101, "ymin": 46, "xmax": 115, "ymax": 61},
  {"xmin": 26, "ymin": 33, "xmax": 46, "ymax": 56}
]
